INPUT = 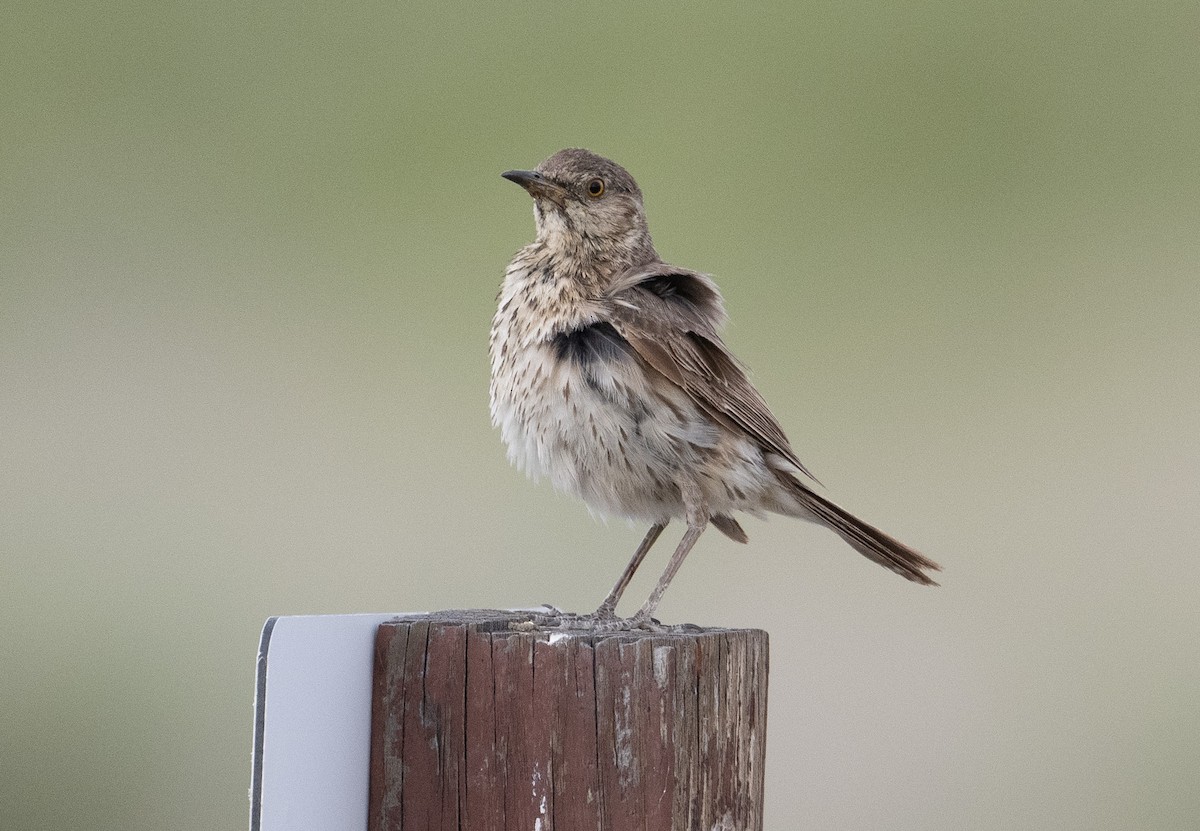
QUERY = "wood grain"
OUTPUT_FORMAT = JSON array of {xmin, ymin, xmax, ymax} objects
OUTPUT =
[{"xmin": 369, "ymin": 610, "xmax": 768, "ymax": 831}]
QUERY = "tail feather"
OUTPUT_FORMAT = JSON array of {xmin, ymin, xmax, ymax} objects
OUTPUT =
[
  {"xmin": 711, "ymin": 513, "xmax": 749, "ymax": 543},
  {"xmin": 779, "ymin": 475, "xmax": 941, "ymax": 585}
]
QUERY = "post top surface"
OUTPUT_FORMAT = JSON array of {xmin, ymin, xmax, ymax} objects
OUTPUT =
[{"xmin": 380, "ymin": 608, "xmax": 768, "ymax": 643}]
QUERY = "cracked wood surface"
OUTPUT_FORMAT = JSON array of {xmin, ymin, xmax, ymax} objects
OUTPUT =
[{"xmin": 369, "ymin": 610, "xmax": 768, "ymax": 831}]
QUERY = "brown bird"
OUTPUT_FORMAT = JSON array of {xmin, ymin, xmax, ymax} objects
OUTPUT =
[{"xmin": 490, "ymin": 148, "xmax": 939, "ymax": 625}]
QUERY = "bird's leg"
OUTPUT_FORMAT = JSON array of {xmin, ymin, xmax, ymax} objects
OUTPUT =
[
  {"xmin": 593, "ymin": 522, "xmax": 667, "ymax": 619},
  {"xmin": 632, "ymin": 522, "xmax": 707, "ymax": 624},
  {"xmin": 633, "ymin": 487, "xmax": 709, "ymax": 624}
]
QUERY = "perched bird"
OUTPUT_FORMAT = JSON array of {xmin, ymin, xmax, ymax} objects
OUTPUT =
[{"xmin": 490, "ymin": 148, "xmax": 939, "ymax": 625}]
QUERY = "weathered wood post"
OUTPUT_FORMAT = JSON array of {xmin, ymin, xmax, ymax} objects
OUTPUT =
[{"xmin": 368, "ymin": 610, "xmax": 768, "ymax": 831}]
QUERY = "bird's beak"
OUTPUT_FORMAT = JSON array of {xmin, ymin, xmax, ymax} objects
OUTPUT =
[{"xmin": 501, "ymin": 169, "xmax": 571, "ymax": 207}]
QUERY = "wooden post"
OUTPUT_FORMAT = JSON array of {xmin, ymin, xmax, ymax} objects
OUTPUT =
[{"xmin": 368, "ymin": 610, "xmax": 768, "ymax": 831}]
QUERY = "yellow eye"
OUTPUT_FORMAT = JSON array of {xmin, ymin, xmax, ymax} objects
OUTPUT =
[{"xmin": 586, "ymin": 178, "xmax": 605, "ymax": 197}]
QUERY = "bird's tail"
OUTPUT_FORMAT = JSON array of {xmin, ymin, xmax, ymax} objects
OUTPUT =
[{"xmin": 777, "ymin": 474, "xmax": 941, "ymax": 585}]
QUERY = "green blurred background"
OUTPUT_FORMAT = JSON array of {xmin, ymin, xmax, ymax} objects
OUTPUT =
[{"xmin": 3, "ymin": 1, "xmax": 1197, "ymax": 828}]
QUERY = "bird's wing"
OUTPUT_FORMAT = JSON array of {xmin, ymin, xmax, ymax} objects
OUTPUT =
[{"xmin": 603, "ymin": 263, "xmax": 819, "ymax": 484}]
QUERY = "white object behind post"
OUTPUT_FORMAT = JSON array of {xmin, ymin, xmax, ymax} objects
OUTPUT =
[{"xmin": 250, "ymin": 613, "xmax": 406, "ymax": 831}]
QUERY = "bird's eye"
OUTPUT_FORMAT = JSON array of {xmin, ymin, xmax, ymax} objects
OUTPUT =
[{"xmin": 586, "ymin": 178, "xmax": 605, "ymax": 198}]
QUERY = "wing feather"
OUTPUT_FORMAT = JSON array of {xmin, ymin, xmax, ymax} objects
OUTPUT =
[{"xmin": 603, "ymin": 264, "xmax": 819, "ymax": 484}]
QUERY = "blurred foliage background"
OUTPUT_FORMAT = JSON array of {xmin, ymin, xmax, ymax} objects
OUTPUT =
[{"xmin": 3, "ymin": 1, "xmax": 1197, "ymax": 828}]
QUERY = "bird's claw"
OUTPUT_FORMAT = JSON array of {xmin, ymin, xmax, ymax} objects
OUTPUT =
[{"xmin": 509, "ymin": 604, "xmax": 694, "ymax": 634}]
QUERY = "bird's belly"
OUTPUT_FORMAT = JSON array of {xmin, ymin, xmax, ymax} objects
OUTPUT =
[{"xmin": 491, "ymin": 344, "xmax": 770, "ymax": 522}]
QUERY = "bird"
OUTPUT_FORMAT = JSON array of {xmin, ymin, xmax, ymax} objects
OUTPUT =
[{"xmin": 489, "ymin": 148, "xmax": 940, "ymax": 626}]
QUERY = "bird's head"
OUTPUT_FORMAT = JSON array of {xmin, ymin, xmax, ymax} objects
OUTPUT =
[{"xmin": 502, "ymin": 148, "xmax": 655, "ymax": 269}]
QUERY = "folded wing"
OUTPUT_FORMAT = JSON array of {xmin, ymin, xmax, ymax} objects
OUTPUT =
[{"xmin": 603, "ymin": 263, "xmax": 819, "ymax": 484}]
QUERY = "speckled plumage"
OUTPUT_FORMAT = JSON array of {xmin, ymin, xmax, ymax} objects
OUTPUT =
[{"xmin": 490, "ymin": 149, "xmax": 939, "ymax": 622}]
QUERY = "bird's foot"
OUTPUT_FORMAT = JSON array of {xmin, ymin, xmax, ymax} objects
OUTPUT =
[
  {"xmin": 587, "ymin": 601, "xmax": 663, "ymax": 631},
  {"xmin": 511, "ymin": 604, "xmax": 696, "ymax": 634},
  {"xmin": 519, "ymin": 604, "xmax": 595, "ymax": 631}
]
